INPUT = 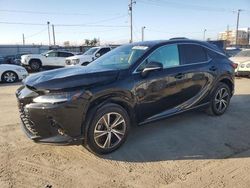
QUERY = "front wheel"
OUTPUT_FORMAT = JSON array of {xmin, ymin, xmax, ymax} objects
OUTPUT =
[
  {"xmin": 206, "ymin": 83, "xmax": 231, "ymax": 116},
  {"xmin": 86, "ymin": 103, "xmax": 130, "ymax": 154},
  {"xmin": 2, "ymin": 71, "xmax": 18, "ymax": 83}
]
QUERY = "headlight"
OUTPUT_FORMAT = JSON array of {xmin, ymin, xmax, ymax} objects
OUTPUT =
[
  {"xmin": 71, "ymin": 59, "xmax": 80, "ymax": 65},
  {"xmin": 16, "ymin": 68, "xmax": 27, "ymax": 73},
  {"xmin": 33, "ymin": 91, "xmax": 83, "ymax": 104}
]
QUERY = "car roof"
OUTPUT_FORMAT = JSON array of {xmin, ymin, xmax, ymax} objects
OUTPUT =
[{"xmin": 133, "ymin": 39, "xmax": 225, "ymax": 55}]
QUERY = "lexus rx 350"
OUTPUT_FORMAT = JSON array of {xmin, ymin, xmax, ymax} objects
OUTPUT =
[{"xmin": 16, "ymin": 39, "xmax": 235, "ymax": 154}]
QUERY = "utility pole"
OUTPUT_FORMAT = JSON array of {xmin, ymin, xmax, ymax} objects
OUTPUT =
[
  {"xmin": 141, "ymin": 26, "xmax": 146, "ymax": 41},
  {"xmin": 52, "ymin": 24, "xmax": 56, "ymax": 46},
  {"xmin": 226, "ymin": 25, "xmax": 229, "ymax": 47},
  {"xmin": 47, "ymin": 21, "xmax": 51, "ymax": 46},
  {"xmin": 129, "ymin": 0, "xmax": 136, "ymax": 43},
  {"xmin": 22, "ymin": 33, "xmax": 25, "ymax": 45},
  {"xmin": 203, "ymin": 29, "xmax": 207, "ymax": 41},
  {"xmin": 235, "ymin": 9, "xmax": 242, "ymax": 46}
]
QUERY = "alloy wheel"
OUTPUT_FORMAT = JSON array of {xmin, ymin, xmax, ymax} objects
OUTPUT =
[
  {"xmin": 94, "ymin": 112, "xmax": 126, "ymax": 149},
  {"xmin": 3, "ymin": 72, "xmax": 17, "ymax": 83},
  {"xmin": 215, "ymin": 88, "xmax": 229, "ymax": 113},
  {"xmin": 30, "ymin": 62, "xmax": 40, "ymax": 71}
]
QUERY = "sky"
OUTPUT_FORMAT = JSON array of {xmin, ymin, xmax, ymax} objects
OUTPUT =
[{"xmin": 0, "ymin": 0, "xmax": 249, "ymax": 45}]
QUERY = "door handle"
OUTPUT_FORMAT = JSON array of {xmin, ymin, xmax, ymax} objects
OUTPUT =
[
  {"xmin": 209, "ymin": 66, "xmax": 217, "ymax": 71},
  {"xmin": 175, "ymin": 73, "xmax": 184, "ymax": 79}
]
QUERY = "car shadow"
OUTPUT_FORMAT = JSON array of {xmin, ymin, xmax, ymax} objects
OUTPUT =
[
  {"xmin": 102, "ymin": 94, "xmax": 250, "ymax": 162},
  {"xmin": 0, "ymin": 81, "xmax": 22, "ymax": 87}
]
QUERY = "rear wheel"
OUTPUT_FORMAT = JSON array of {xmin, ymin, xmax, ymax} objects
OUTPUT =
[
  {"xmin": 2, "ymin": 71, "xmax": 18, "ymax": 83},
  {"xmin": 206, "ymin": 82, "xmax": 231, "ymax": 116},
  {"xmin": 86, "ymin": 103, "xmax": 130, "ymax": 154}
]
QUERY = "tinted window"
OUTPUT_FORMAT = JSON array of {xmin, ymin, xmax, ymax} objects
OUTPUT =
[
  {"xmin": 97, "ymin": 48, "xmax": 111, "ymax": 56},
  {"xmin": 46, "ymin": 52, "xmax": 57, "ymax": 57},
  {"xmin": 179, "ymin": 44, "xmax": 208, "ymax": 65},
  {"xmin": 146, "ymin": 44, "xmax": 180, "ymax": 69},
  {"xmin": 58, "ymin": 52, "xmax": 73, "ymax": 57}
]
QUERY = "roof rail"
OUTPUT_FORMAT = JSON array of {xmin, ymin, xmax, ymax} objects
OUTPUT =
[{"xmin": 169, "ymin": 37, "xmax": 188, "ymax": 40}]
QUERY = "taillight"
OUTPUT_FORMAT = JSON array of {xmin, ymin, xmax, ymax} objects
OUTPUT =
[{"xmin": 231, "ymin": 63, "xmax": 238, "ymax": 69}]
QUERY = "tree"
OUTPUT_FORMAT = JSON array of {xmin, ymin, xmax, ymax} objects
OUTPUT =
[
  {"xmin": 85, "ymin": 39, "xmax": 90, "ymax": 46},
  {"xmin": 91, "ymin": 38, "xmax": 98, "ymax": 46},
  {"xmin": 63, "ymin": 41, "xmax": 70, "ymax": 46}
]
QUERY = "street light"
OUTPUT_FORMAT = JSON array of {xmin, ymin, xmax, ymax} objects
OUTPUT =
[
  {"xmin": 203, "ymin": 29, "xmax": 207, "ymax": 41},
  {"xmin": 141, "ymin": 26, "xmax": 146, "ymax": 41}
]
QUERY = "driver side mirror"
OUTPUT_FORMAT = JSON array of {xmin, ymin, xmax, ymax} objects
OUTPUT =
[
  {"xmin": 95, "ymin": 53, "xmax": 101, "ymax": 58},
  {"xmin": 45, "ymin": 54, "xmax": 49, "ymax": 57},
  {"xmin": 141, "ymin": 61, "xmax": 163, "ymax": 77}
]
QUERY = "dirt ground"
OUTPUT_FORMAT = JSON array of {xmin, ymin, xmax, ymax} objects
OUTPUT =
[{"xmin": 0, "ymin": 78, "xmax": 250, "ymax": 188}]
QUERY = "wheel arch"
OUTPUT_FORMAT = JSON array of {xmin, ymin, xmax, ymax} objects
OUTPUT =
[
  {"xmin": 1, "ymin": 70, "xmax": 18, "ymax": 82},
  {"xmin": 218, "ymin": 77, "xmax": 234, "ymax": 95},
  {"xmin": 28, "ymin": 58, "xmax": 42, "ymax": 66},
  {"xmin": 82, "ymin": 93, "xmax": 137, "ymax": 139},
  {"xmin": 81, "ymin": 61, "xmax": 90, "ymax": 66}
]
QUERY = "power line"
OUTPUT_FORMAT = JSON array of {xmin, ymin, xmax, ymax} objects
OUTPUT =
[
  {"xmin": 25, "ymin": 28, "xmax": 47, "ymax": 39},
  {"xmin": 0, "ymin": 21, "xmax": 128, "ymax": 28},
  {"xmin": 0, "ymin": 9, "xmax": 122, "ymax": 16},
  {"xmin": 137, "ymin": 0, "xmax": 236, "ymax": 13},
  {"xmin": 0, "ymin": 21, "xmax": 46, "ymax": 26},
  {"xmin": 83, "ymin": 14, "xmax": 127, "ymax": 25}
]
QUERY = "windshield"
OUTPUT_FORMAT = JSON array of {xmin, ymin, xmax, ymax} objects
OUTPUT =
[
  {"xmin": 88, "ymin": 44, "xmax": 149, "ymax": 70},
  {"xmin": 41, "ymin": 50, "xmax": 53, "ymax": 56},
  {"xmin": 84, "ymin": 48, "xmax": 99, "ymax": 55},
  {"xmin": 235, "ymin": 50, "xmax": 250, "ymax": 57}
]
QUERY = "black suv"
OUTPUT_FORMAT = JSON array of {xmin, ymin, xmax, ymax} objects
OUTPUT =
[{"xmin": 16, "ymin": 39, "xmax": 235, "ymax": 154}]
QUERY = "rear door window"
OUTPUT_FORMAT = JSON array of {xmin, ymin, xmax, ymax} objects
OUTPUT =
[
  {"xmin": 97, "ymin": 48, "xmax": 111, "ymax": 56},
  {"xmin": 58, "ymin": 52, "xmax": 73, "ymax": 57},
  {"xmin": 179, "ymin": 44, "xmax": 208, "ymax": 65}
]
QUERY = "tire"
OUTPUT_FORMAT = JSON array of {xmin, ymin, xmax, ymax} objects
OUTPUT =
[
  {"xmin": 1, "ymin": 71, "xmax": 18, "ymax": 83},
  {"xmin": 206, "ymin": 82, "xmax": 231, "ymax": 116},
  {"xmin": 85, "ymin": 103, "xmax": 130, "ymax": 154},
  {"xmin": 29, "ymin": 60, "xmax": 41, "ymax": 72}
]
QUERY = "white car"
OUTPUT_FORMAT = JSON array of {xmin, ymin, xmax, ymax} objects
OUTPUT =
[
  {"xmin": 0, "ymin": 64, "xmax": 28, "ymax": 83},
  {"xmin": 21, "ymin": 50, "xmax": 75, "ymax": 71},
  {"xmin": 65, "ymin": 46, "xmax": 112, "ymax": 66},
  {"xmin": 230, "ymin": 49, "xmax": 250, "ymax": 77}
]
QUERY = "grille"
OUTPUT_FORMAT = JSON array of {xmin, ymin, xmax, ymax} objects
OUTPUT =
[{"xmin": 18, "ymin": 102, "xmax": 38, "ymax": 136}]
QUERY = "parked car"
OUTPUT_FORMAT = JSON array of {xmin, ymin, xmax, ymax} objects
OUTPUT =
[
  {"xmin": 13, "ymin": 53, "xmax": 30, "ymax": 65},
  {"xmin": 225, "ymin": 47, "xmax": 241, "ymax": 57},
  {"xmin": 0, "ymin": 55, "xmax": 4, "ymax": 64},
  {"xmin": 16, "ymin": 39, "xmax": 235, "ymax": 154},
  {"xmin": 0, "ymin": 64, "xmax": 28, "ymax": 83},
  {"xmin": 21, "ymin": 50, "xmax": 75, "ymax": 71},
  {"xmin": 230, "ymin": 49, "xmax": 250, "ymax": 77},
  {"xmin": 65, "ymin": 46, "xmax": 112, "ymax": 66},
  {"xmin": 2, "ymin": 53, "xmax": 30, "ymax": 66}
]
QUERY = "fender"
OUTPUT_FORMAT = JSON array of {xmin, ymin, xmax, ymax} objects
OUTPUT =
[{"xmin": 81, "ymin": 90, "xmax": 137, "ymax": 140}]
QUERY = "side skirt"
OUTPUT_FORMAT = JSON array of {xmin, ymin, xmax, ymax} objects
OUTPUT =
[{"xmin": 138, "ymin": 102, "xmax": 210, "ymax": 126}]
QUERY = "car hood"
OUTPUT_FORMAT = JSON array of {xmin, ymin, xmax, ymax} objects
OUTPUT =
[
  {"xmin": 0, "ymin": 64, "xmax": 23, "ymax": 69},
  {"xmin": 24, "ymin": 66, "xmax": 119, "ymax": 90},
  {"xmin": 229, "ymin": 57, "xmax": 250, "ymax": 63}
]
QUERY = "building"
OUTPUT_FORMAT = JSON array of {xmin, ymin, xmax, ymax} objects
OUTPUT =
[{"xmin": 218, "ymin": 28, "xmax": 250, "ymax": 46}]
